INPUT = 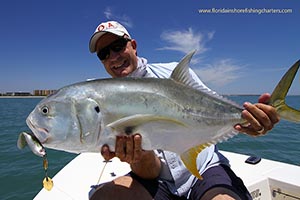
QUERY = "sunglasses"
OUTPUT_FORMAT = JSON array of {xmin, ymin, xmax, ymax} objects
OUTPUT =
[{"xmin": 97, "ymin": 37, "xmax": 131, "ymax": 60}]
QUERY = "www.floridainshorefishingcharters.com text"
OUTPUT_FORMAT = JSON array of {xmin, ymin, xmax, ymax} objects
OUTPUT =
[{"xmin": 198, "ymin": 8, "xmax": 293, "ymax": 15}]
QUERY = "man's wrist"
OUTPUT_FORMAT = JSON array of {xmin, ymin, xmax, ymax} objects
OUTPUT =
[{"xmin": 130, "ymin": 151, "xmax": 161, "ymax": 179}]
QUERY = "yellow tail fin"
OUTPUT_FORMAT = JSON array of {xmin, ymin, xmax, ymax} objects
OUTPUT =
[{"xmin": 269, "ymin": 60, "xmax": 300, "ymax": 122}]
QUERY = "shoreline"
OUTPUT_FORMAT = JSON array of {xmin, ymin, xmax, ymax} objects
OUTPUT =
[{"xmin": 0, "ymin": 96, "xmax": 45, "ymax": 98}]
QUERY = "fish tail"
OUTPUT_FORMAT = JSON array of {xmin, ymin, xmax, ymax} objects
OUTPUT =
[
  {"xmin": 180, "ymin": 143, "xmax": 210, "ymax": 180},
  {"xmin": 269, "ymin": 60, "xmax": 300, "ymax": 122}
]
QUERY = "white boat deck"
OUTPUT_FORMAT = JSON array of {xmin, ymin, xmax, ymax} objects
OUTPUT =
[
  {"xmin": 222, "ymin": 151, "xmax": 300, "ymax": 199},
  {"xmin": 34, "ymin": 151, "xmax": 300, "ymax": 200}
]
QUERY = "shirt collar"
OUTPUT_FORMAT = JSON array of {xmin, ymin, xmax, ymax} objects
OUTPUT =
[{"xmin": 127, "ymin": 57, "xmax": 148, "ymax": 78}]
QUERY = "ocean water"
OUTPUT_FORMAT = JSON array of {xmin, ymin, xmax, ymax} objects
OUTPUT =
[{"xmin": 0, "ymin": 96, "xmax": 300, "ymax": 200}]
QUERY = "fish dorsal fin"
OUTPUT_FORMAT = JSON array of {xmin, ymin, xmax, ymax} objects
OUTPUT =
[
  {"xmin": 170, "ymin": 50, "xmax": 196, "ymax": 87},
  {"xmin": 107, "ymin": 114, "xmax": 187, "ymax": 134},
  {"xmin": 171, "ymin": 50, "xmax": 243, "ymax": 109},
  {"xmin": 170, "ymin": 50, "xmax": 218, "ymax": 94},
  {"xmin": 170, "ymin": 50, "xmax": 215, "ymax": 96}
]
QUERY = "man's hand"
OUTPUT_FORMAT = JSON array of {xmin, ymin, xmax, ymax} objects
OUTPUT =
[
  {"xmin": 101, "ymin": 134, "xmax": 144, "ymax": 164},
  {"xmin": 101, "ymin": 134, "xmax": 161, "ymax": 179},
  {"xmin": 234, "ymin": 93, "xmax": 280, "ymax": 136}
]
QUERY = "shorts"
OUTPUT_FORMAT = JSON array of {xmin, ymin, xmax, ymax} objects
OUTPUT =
[{"xmin": 132, "ymin": 164, "xmax": 252, "ymax": 200}]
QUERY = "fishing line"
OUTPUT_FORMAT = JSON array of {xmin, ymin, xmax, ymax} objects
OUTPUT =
[
  {"xmin": 47, "ymin": 176, "xmax": 81, "ymax": 200},
  {"xmin": 96, "ymin": 160, "xmax": 109, "ymax": 184}
]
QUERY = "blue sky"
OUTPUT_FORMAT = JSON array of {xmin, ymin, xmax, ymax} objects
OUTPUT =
[{"xmin": 1, "ymin": 0, "xmax": 300, "ymax": 95}]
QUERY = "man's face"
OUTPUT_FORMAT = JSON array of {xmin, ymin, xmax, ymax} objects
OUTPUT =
[{"xmin": 95, "ymin": 33, "xmax": 138, "ymax": 78}]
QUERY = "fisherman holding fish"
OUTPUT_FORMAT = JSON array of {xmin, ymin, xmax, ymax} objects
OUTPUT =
[{"xmin": 88, "ymin": 21, "xmax": 279, "ymax": 200}]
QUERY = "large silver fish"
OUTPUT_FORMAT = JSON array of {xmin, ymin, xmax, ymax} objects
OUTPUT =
[{"xmin": 25, "ymin": 51, "xmax": 300, "ymax": 178}]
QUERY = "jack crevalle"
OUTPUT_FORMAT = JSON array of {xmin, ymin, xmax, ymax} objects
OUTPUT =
[{"xmin": 25, "ymin": 51, "xmax": 300, "ymax": 179}]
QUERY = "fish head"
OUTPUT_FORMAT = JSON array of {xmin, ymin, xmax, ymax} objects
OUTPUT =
[{"xmin": 26, "ymin": 92, "xmax": 103, "ymax": 153}]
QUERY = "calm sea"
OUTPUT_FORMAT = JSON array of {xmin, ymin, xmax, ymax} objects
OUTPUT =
[{"xmin": 0, "ymin": 96, "xmax": 299, "ymax": 200}]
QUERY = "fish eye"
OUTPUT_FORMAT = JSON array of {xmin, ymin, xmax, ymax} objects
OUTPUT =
[
  {"xmin": 41, "ymin": 106, "xmax": 49, "ymax": 115},
  {"xmin": 94, "ymin": 106, "xmax": 100, "ymax": 113}
]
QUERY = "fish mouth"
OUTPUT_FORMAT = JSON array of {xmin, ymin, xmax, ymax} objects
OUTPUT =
[{"xmin": 26, "ymin": 119, "xmax": 49, "ymax": 144}]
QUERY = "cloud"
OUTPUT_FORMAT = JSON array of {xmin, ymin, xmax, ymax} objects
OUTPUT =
[
  {"xmin": 103, "ymin": 7, "xmax": 133, "ymax": 28},
  {"xmin": 158, "ymin": 28, "xmax": 243, "ymax": 86},
  {"xmin": 103, "ymin": 7, "xmax": 113, "ymax": 19},
  {"xmin": 194, "ymin": 59, "xmax": 244, "ymax": 87},
  {"xmin": 158, "ymin": 28, "xmax": 214, "ymax": 55}
]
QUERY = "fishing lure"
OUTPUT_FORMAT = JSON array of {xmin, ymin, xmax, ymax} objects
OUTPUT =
[{"xmin": 17, "ymin": 132, "xmax": 53, "ymax": 191}]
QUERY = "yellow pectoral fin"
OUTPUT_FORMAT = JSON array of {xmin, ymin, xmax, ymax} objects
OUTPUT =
[{"xmin": 180, "ymin": 143, "xmax": 211, "ymax": 180}]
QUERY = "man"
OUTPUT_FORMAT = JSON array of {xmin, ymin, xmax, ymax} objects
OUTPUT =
[{"xmin": 88, "ymin": 21, "xmax": 279, "ymax": 200}]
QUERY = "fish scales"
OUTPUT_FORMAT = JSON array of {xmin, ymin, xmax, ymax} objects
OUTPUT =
[
  {"xmin": 100, "ymin": 78, "xmax": 243, "ymax": 122},
  {"xmin": 59, "ymin": 77, "xmax": 243, "ymax": 152}
]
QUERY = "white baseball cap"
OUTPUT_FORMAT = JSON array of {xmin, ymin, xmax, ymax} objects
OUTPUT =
[{"xmin": 89, "ymin": 21, "xmax": 131, "ymax": 53}]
